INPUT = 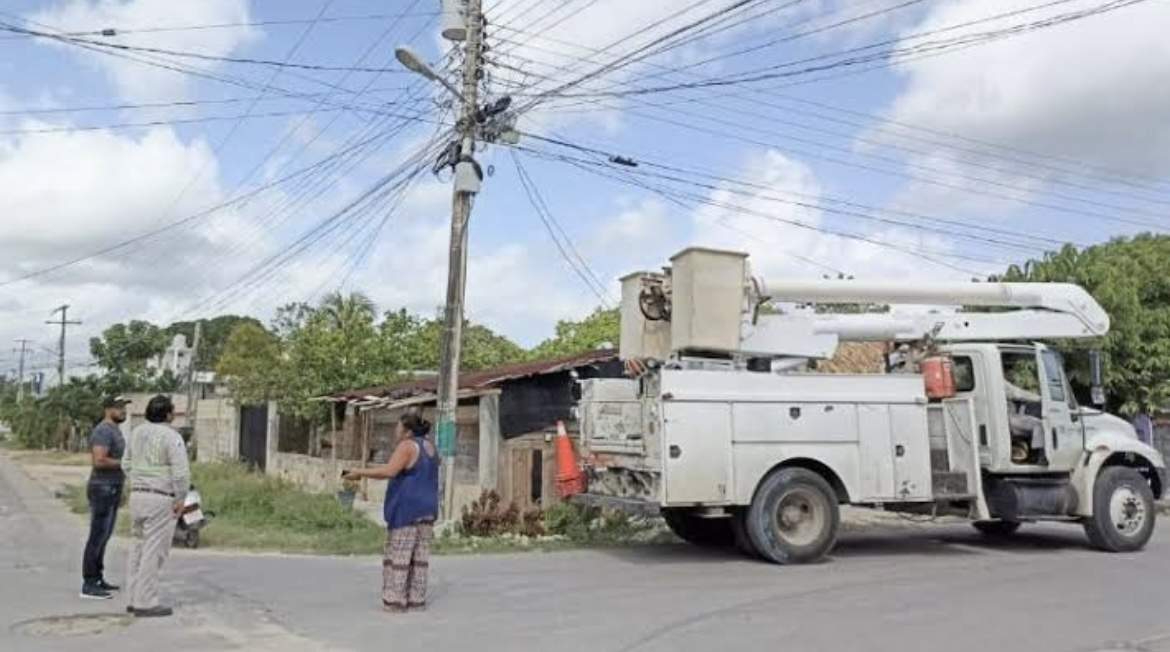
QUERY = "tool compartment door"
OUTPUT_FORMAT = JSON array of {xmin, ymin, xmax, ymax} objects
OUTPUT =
[
  {"xmin": 662, "ymin": 402, "xmax": 732, "ymax": 504},
  {"xmin": 891, "ymin": 405, "xmax": 932, "ymax": 500}
]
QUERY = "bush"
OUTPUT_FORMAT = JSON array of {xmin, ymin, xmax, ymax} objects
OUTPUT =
[
  {"xmin": 459, "ymin": 490, "xmax": 544, "ymax": 538},
  {"xmin": 543, "ymin": 501, "xmax": 600, "ymax": 540}
]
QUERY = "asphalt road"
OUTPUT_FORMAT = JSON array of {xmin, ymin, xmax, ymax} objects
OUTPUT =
[{"xmin": 2, "ymin": 451, "xmax": 1167, "ymax": 652}]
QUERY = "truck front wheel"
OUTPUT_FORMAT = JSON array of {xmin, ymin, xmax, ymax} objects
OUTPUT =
[
  {"xmin": 661, "ymin": 509, "xmax": 734, "ymax": 547},
  {"xmin": 746, "ymin": 468, "xmax": 840, "ymax": 564},
  {"xmin": 1083, "ymin": 466, "xmax": 1156, "ymax": 553}
]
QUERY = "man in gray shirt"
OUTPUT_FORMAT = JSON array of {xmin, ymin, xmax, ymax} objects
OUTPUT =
[
  {"xmin": 124, "ymin": 395, "xmax": 189, "ymax": 618},
  {"xmin": 81, "ymin": 395, "xmax": 130, "ymax": 600}
]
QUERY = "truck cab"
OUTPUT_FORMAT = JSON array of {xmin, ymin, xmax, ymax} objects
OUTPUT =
[{"xmin": 948, "ymin": 342, "xmax": 1091, "ymax": 473}]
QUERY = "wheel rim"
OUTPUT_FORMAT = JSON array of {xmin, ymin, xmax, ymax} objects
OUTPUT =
[
  {"xmin": 772, "ymin": 488, "xmax": 825, "ymax": 547},
  {"xmin": 1108, "ymin": 485, "xmax": 1146, "ymax": 538}
]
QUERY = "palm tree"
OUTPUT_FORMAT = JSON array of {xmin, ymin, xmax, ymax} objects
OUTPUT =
[{"xmin": 319, "ymin": 291, "xmax": 376, "ymax": 331}]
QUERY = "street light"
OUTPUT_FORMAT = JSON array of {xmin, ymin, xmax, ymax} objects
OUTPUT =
[{"xmin": 394, "ymin": 46, "xmax": 466, "ymax": 104}]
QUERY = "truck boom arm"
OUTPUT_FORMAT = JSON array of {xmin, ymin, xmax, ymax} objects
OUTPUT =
[{"xmin": 758, "ymin": 280, "xmax": 1110, "ymax": 338}]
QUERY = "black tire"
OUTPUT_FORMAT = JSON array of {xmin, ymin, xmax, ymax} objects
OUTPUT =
[
  {"xmin": 746, "ymin": 468, "xmax": 840, "ymax": 565},
  {"xmin": 1083, "ymin": 466, "xmax": 1156, "ymax": 553},
  {"xmin": 662, "ymin": 509, "xmax": 734, "ymax": 547},
  {"xmin": 972, "ymin": 520, "xmax": 1021, "ymax": 537},
  {"xmin": 185, "ymin": 529, "xmax": 201, "ymax": 550},
  {"xmin": 729, "ymin": 509, "xmax": 760, "ymax": 558}
]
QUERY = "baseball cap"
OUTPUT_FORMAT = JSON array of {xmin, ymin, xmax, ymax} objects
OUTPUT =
[{"xmin": 102, "ymin": 395, "xmax": 131, "ymax": 408}]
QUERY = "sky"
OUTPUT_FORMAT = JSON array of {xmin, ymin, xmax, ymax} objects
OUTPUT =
[{"xmin": 1, "ymin": 0, "xmax": 1169, "ymax": 384}]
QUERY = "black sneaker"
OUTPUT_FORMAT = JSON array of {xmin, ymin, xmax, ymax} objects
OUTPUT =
[
  {"xmin": 133, "ymin": 606, "xmax": 173, "ymax": 618},
  {"xmin": 80, "ymin": 585, "xmax": 113, "ymax": 600},
  {"xmin": 97, "ymin": 579, "xmax": 120, "ymax": 592}
]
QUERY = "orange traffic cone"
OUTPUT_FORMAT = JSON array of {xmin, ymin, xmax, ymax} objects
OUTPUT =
[{"xmin": 554, "ymin": 420, "xmax": 586, "ymax": 498}]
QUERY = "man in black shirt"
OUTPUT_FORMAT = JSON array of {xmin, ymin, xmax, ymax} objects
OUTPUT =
[{"xmin": 81, "ymin": 395, "xmax": 130, "ymax": 599}]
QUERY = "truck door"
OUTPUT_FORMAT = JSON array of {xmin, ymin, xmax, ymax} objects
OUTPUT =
[{"xmin": 1037, "ymin": 347, "xmax": 1080, "ymax": 471}]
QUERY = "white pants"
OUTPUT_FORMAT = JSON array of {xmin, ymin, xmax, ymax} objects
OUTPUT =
[{"xmin": 126, "ymin": 493, "xmax": 177, "ymax": 609}]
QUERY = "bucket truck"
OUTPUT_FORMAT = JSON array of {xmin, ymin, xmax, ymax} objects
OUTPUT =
[{"xmin": 575, "ymin": 247, "xmax": 1164, "ymax": 564}]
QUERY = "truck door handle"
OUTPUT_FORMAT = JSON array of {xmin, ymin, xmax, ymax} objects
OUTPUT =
[{"xmin": 669, "ymin": 445, "xmax": 681, "ymax": 459}]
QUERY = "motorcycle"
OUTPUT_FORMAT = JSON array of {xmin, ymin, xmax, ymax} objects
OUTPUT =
[{"xmin": 172, "ymin": 486, "xmax": 214, "ymax": 549}]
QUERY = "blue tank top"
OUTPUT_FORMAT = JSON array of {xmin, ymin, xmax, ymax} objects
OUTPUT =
[{"xmin": 383, "ymin": 436, "xmax": 439, "ymax": 529}]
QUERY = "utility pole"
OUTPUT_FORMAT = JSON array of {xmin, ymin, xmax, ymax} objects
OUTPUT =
[
  {"xmin": 14, "ymin": 339, "xmax": 32, "ymax": 402},
  {"xmin": 184, "ymin": 321, "xmax": 202, "ymax": 453},
  {"xmin": 435, "ymin": 0, "xmax": 484, "ymax": 521},
  {"xmin": 46, "ymin": 305, "xmax": 81, "ymax": 388}
]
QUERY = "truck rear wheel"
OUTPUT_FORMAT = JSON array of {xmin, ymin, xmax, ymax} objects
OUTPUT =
[
  {"xmin": 730, "ymin": 509, "xmax": 759, "ymax": 558},
  {"xmin": 661, "ymin": 509, "xmax": 734, "ymax": 547},
  {"xmin": 746, "ymin": 468, "xmax": 840, "ymax": 564},
  {"xmin": 1083, "ymin": 466, "xmax": 1155, "ymax": 553}
]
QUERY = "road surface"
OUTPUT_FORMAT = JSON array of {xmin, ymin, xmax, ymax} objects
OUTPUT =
[{"xmin": 2, "ymin": 451, "xmax": 1166, "ymax": 652}]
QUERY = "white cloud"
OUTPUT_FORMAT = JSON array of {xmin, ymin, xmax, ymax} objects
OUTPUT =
[
  {"xmin": 0, "ymin": 123, "xmax": 272, "ymax": 368},
  {"xmin": 29, "ymin": 0, "xmax": 259, "ymax": 102},
  {"xmin": 882, "ymin": 0, "xmax": 1170, "ymax": 181},
  {"xmin": 690, "ymin": 149, "xmax": 969, "ymax": 280}
]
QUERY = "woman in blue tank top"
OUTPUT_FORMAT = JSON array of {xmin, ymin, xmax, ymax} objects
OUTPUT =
[{"xmin": 343, "ymin": 412, "xmax": 438, "ymax": 612}]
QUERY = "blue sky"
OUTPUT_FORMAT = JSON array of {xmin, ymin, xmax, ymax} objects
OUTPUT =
[{"xmin": 1, "ymin": 0, "xmax": 1168, "ymax": 380}]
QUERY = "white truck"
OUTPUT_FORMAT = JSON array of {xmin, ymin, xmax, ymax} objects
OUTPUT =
[{"xmin": 576, "ymin": 248, "xmax": 1165, "ymax": 564}]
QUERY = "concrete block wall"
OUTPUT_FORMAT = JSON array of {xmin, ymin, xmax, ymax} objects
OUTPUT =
[{"xmin": 194, "ymin": 398, "xmax": 238, "ymax": 463}]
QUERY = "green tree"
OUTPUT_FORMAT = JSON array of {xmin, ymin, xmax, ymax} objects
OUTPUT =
[
  {"xmin": 379, "ymin": 310, "xmax": 526, "ymax": 371},
  {"xmin": 529, "ymin": 308, "xmax": 619, "ymax": 359},
  {"xmin": 281, "ymin": 292, "xmax": 390, "ymax": 418},
  {"xmin": 89, "ymin": 320, "xmax": 169, "ymax": 390},
  {"xmin": 167, "ymin": 315, "xmax": 264, "ymax": 370},
  {"xmin": 216, "ymin": 322, "xmax": 286, "ymax": 406},
  {"xmin": 995, "ymin": 235, "xmax": 1170, "ymax": 414}
]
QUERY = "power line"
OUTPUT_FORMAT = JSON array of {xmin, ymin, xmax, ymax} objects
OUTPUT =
[
  {"xmin": 531, "ymin": 0, "xmax": 1151, "ymax": 100},
  {"xmin": 0, "ymin": 106, "xmax": 413, "ymax": 135},
  {"xmin": 0, "ymin": 23, "xmax": 415, "ymax": 74},
  {"xmin": 0, "ymin": 87, "xmax": 411, "ymax": 117},
  {"xmin": 492, "ymin": 8, "xmax": 1170, "ymax": 202},
  {"xmin": 0, "ymin": 10, "xmax": 439, "ymax": 40},
  {"xmin": 517, "ymin": 0, "xmax": 759, "ymax": 114},
  {"xmin": 540, "ymin": 148, "xmax": 992, "ymax": 275},
  {"xmin": 510, "ymin": 150, "xmax": 613, "ymax": 306},
  {"xmin": 511, "ymin": 140, "xmax": 1024, "ymax": 271},
  {"xmin": 520, "ymin": 142, "xmax": 1041, "ymax": 257},
  {"xmin": 520, "ymin": 130, "xmax": 1082, "ymax": 249}
]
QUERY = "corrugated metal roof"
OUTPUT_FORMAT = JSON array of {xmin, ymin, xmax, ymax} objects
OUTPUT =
[{"xmin": 331, "ymin": 349, "xmax": 618, "ymax": 401}]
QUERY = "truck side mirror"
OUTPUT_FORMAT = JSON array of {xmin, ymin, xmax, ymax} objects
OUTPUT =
[{"xmin": 1088, "ymin": 349, "xmax": 1105, "ymax": 407}]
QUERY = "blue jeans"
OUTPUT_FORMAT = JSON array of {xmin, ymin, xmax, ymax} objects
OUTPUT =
[{"xmin": 82, "ymin": 482, "xmax": 122, "ymax": 585}]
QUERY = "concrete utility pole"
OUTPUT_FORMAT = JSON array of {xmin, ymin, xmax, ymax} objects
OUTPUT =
[
  {"xmin": 434, "ymin": 0, "xmax": 484, "ymax": 520},
  {"xmin": 185, "ymin": 321, "xmax": 202, "ymax": 437},
  {"xmin": 14, "ymin": 339, "xmax": 32, "ymax": 402},
  {"xmin": 46, "ymin": 305, "xmax": 81, "ymax": 388}
]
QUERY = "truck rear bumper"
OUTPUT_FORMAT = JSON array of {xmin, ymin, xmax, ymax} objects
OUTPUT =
[{"xmin": 570, "ymin": 493, "xmax": 661, "ymax": 517}]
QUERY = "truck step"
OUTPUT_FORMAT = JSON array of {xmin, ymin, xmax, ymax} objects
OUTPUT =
[
  {"xmin": 931, "ymin": 471, "xmax": 969, "ymax": 496},
  {"xmin": 929, "ymin": 449, "xmax": 950, "ymax": 472}
]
